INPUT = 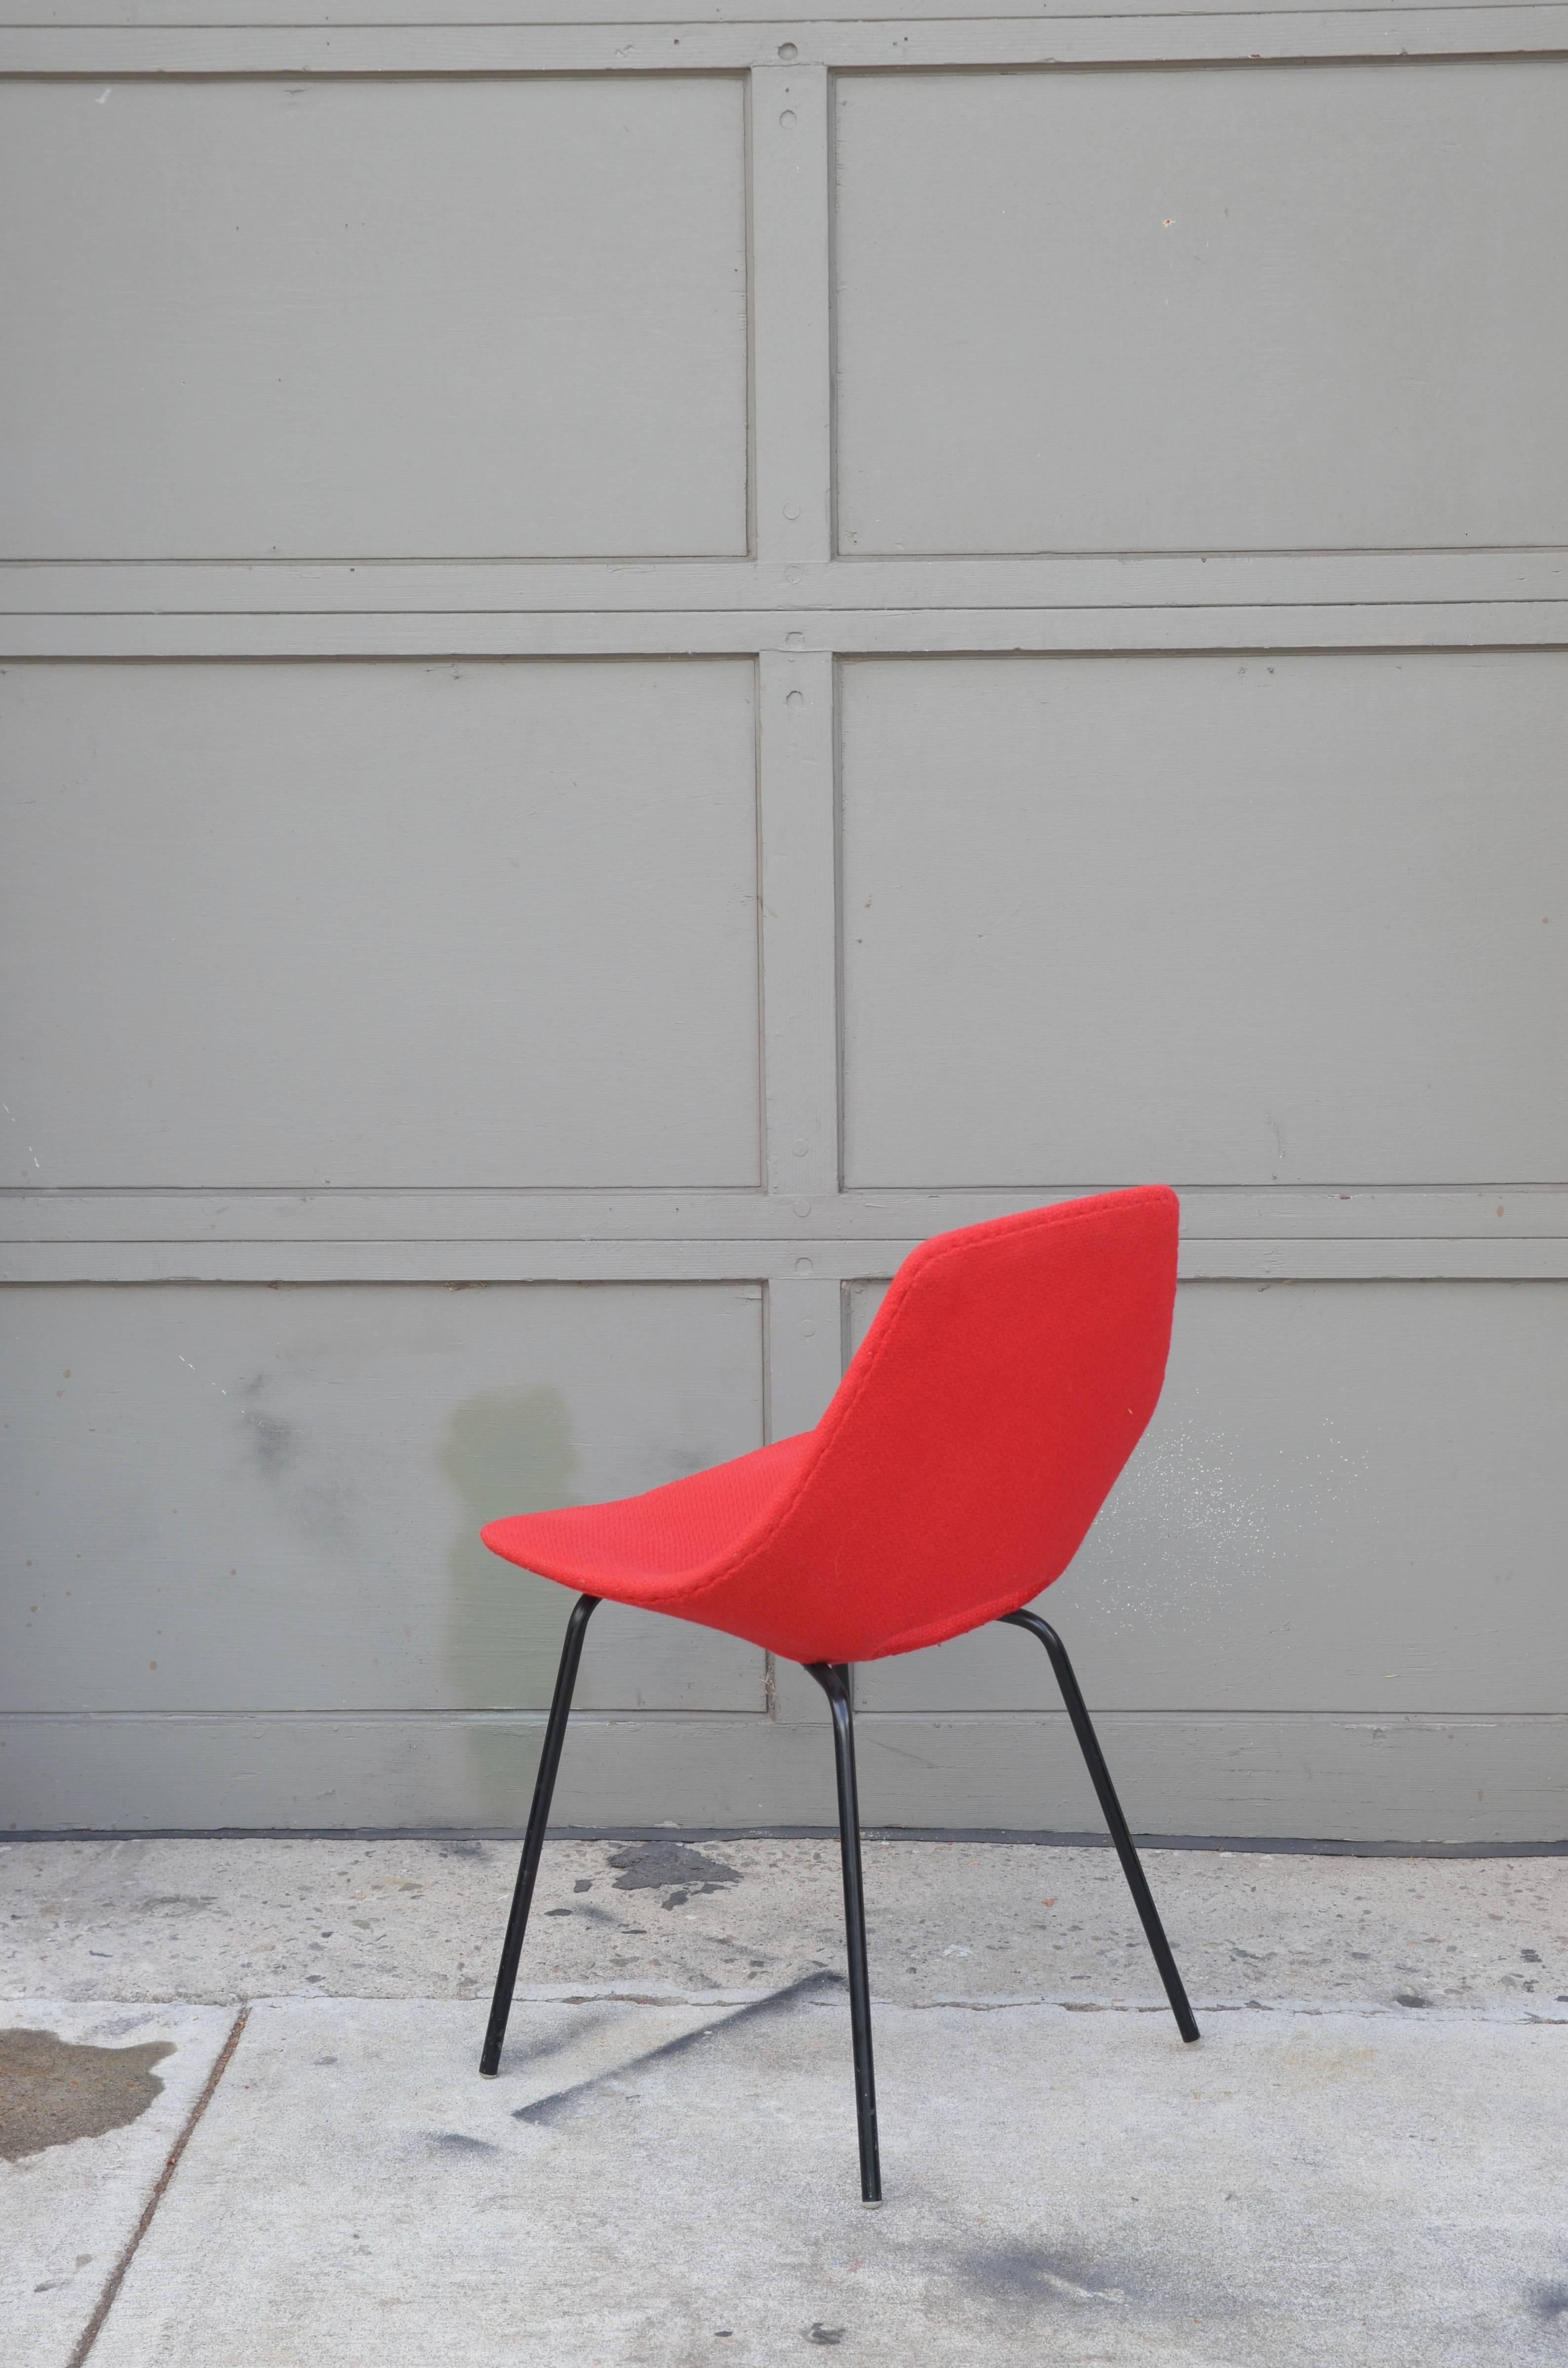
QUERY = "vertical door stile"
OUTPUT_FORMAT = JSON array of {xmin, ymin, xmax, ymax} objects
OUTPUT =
[{"xmin": 751, "ymin": 61, "xmax": 842, "ymax": 1717}]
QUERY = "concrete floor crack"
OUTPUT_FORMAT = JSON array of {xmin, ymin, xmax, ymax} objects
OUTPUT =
[{"xmin": 64, "ymin": 2006, "xmax": 248, "ymax": 2368}]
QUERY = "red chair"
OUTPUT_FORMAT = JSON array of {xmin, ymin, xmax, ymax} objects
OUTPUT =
[{"xmin": 478, "ymin": 1186, "xmax": 1198, "ymax": 2200}]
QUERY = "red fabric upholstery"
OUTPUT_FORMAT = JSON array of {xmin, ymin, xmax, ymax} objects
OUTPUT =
[{"xmin": 481, "ymin": 1187, "xmax": 1179, "ymax": 1665}]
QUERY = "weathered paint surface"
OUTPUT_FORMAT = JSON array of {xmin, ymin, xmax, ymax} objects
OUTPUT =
[
  {"xmin": 442, "ymin": 1388, "xmax": 580, "ymax": 1710},
  {"xmin": 0, "ymin": 1284, "xmax": 766, "ymax": 1728}
]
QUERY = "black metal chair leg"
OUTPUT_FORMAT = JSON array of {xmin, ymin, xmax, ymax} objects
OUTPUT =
[
  {"xmin": 1001, "ymin": 1608, "xmax": 1200, "ymax": 2045},
  {"xmin": 480, "ymin": 1592, "xmax": 600, "ymax": 2077},
  {"xmin": 805, "ymin": 1662, "xmax": 883, "ymax": 2205}
]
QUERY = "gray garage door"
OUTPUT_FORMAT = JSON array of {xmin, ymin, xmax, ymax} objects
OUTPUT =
[{"xmin": 2, "ymin": 4, "xmax": 1565, "ymax": 1843}]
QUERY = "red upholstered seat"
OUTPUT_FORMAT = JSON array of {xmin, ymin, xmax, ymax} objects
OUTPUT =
[{"xmin": 481, "ymin": 1186, "xmax": 1178, "ymax": 1667}]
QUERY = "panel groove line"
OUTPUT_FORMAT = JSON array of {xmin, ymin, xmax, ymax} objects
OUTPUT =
[
  {"xmin": 5, "ymin": 611, "xmax": 1566, "ymax": 657},
  {"xmin": 750, "ymin": 63, "xmax": 832, "ymax": 566},
  {"xmin": 4, "ymin": 1215, "xmax": 1568, "ymax": 1280},
  {"xmin": 6, "ymin": 556, "xmax": 1568, "ymax": 613},
  {"xmin": 5, "ymin": 1187, "xmax": 1568, "ymax": 1237},
  {"xmin": 6, "ymin": 1243, "xmax": 1568, "ymax": 1280},
  {"xmin": 10, "ymin": 0, "xmax": 1568, "ymax": 27},
  {"xmin": 6, "ymin": 14, "xmax": 1568, "ymax": 73},
  {"xmin": 7, "ymin": 1702, "xmax": 1561, "ymax": 1724},
  {"xmin": 758, "ymin": 651, "xmax": 840, "ymax": 1201}
]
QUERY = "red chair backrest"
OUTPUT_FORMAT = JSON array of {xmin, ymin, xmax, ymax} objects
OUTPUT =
[{"xmin": 753, "ymin": 1187, "xmax": 1178, "ymax": 1662}]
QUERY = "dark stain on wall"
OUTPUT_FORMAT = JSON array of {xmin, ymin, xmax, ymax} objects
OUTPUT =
[{"xmin": 440, "ymin": 1385, "xmax": 580, "ymax": 1816}]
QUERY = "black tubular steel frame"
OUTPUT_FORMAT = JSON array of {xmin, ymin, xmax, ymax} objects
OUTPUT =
[
  {"xmin": 1001, "ymin": 1608, "xmax": 1200, "ymax": 2045},
  {"xmin": 478, "ymin": 1592, "xmax": 1199, "ymax": 2191},
  {"xmin": 804, "ymin": 1660, "xmax": 882, "ymax": 2202},
  {"xmin": 480, "ymin": 1590, "xmax": 600, "ymax": 2078}
]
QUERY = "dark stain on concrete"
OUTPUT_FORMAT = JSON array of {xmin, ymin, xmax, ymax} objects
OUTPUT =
[
  {"xmin": 0, "ymin": 2026, "xmax": 174, "ymax": 2161},
  {"xmin": 425, "ymin": 2131, "xmax": 500, "ymax": 2156},
  {"xmin": 1528, "ymin": 2281, "xmax": 1568, "ymax": 2322},
  {"xmin": 967, "ymin": 2231, "xmax": 1239, "ymax": 2328},
  {"xmin": 951, "ymin": 2233, "xmax": 1234, "ymax": 2332},
  {"xmin": 514, "ymin": 1970, "xmax": 842, "ymax": 2128},
  {"xmin": 609, "ymin": 1841, "xmax": 742, "ymax": 1894},
  {"xmin": 957, "ymin": 2239, "xmax": 1132, "ymax": 2309},
  {"xmin": 499, "ymin": 2004, "xmax": 625, "ymax": 2075},
  {"xmin": 543, "ymin": 1899, "xmax": 619, "ymax": 1927}
]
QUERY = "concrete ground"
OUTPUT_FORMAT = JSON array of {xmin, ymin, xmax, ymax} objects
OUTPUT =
[{"xmin": 3, "ymin": 1836, "xmax": 1566, "ymax": 2365}]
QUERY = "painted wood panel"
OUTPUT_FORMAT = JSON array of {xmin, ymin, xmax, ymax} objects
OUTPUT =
[
  {"xmin": 0, "ymin": 26, "xmax": 1562, "ymax": 1839},
  {"xmin": 0, "ymin": 1283, "xmax": 767, "ymax": 1751},
  {"xmin": 0, "ymin": 660, "xmax": 762, "ymax": 1188},
  {"xmin": 850, "ymin": 1279, "xmax": 1568, "ymax": 1716},
  {"xmin": 834, "ymin": 61, "xmax": 1568, "ymax": 553},
  {"xmin": 839, "ymin": 653, "xmax": 1568, "ymax": 1188},
  {"xmin": 0, "ymin": 76, "xmax": 747, "ymax": 559}
]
